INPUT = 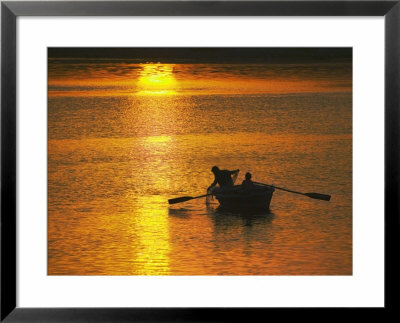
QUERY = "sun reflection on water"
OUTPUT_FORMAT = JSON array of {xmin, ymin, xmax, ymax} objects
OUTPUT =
[
  {"xmin": 131, "ymin": 195, "xmax": 170, "ymax": 275},
  {"xmin": 137, "ymin": 64, "xmax": 178, "ymax": 95}
]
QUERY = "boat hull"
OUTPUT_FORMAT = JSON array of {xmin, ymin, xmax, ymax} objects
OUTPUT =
[{"xmin": 212, "ymin": 184, "xmax": 274, "ymax": 211}]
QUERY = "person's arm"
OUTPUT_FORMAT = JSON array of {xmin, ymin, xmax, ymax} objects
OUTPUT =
[
  {"xmin": 230, "ymin": 169, "xmax": 239, "ymax": 175},
  {"xmin": 208, "ymin": 178, "xmax": 218, "ymax": 190}
]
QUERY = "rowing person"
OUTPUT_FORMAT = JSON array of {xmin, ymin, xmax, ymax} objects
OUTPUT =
[{"xmin": 207, "ymin": 166, "xmax": 240, "ymax": 191}]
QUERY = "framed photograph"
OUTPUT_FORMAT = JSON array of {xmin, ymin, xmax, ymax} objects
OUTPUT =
[{"xmin": 1, "ymin": 1, "xmax": 399, "ymax": 321}]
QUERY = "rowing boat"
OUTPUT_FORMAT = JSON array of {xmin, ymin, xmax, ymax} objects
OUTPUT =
[{"xmin": 211, "ymin": 184, "xmax": 275, "ymax": 210}]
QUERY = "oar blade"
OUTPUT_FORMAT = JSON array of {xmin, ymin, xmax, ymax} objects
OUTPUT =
[
  {"xmin": 305, "ymin": 192, "xmax": 331, "ymax": 201},
  {"xmin": 168, "ymin": 196, "xmax": 193, "ymax": 205}
]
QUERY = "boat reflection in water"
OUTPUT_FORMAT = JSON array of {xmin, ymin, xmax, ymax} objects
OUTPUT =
[{"xmin": 212, "ymin": 205, "xmax": 274, "ymax": 226}]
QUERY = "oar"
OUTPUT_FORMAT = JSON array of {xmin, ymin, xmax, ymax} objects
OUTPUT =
[
  {"xmin": 168, "ymin": 193, "xmax": 212, "ymax": 205},
  {"xmin": 254, "ymin": 182, "xmax": 331, "ymax": 201}
]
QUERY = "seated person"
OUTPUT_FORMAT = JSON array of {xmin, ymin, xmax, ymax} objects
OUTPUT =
[{"xmin": 241, "ymin": 172, "xmax": 254, "ymax": 189}]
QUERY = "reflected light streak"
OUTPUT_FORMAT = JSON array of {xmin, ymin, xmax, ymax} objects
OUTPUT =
[
  {"xmin": 137, "ymin": 64, "xmax": 178, "ymax": 95},
  {"xmin": 132, "ymin": 196, "xmax": 170, "ymax": 275},
  {"xmin": 144, "ymin": 135, "xmax": 172, "ymax": 144}
]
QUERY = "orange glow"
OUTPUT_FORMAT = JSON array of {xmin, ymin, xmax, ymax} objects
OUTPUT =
[
  {"xmin": 48, "ymin": 55, "xmax": 352, "ymax": 276},
  {"xmin": 48, "ymin": 63, "xmax": 351, "ymax": 97},
  {"xmin": 137, "ymin": 64, "xmax": 178, "ymax": 95}
]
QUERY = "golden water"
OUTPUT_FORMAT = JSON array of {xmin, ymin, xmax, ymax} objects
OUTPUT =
[{"xmin": 48, "ymin": 58, "xmax": 352, "ymax": 275}]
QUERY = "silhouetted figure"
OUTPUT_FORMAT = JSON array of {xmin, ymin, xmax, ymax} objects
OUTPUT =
[
  {"xmin": 241, "ymin": 172, "xmax": 254, "ymax": 189},
  {"xmin": 208, "ymin": 166, "xmax": 239, "ymax": 190}
]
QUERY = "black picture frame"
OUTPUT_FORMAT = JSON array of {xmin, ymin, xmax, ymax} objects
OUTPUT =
[{"xmin": 1, "ymin": 1, "xmax": 399, "ymax": 321}]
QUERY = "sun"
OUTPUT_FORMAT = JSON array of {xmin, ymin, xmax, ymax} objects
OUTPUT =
[{"xmin": 137, "ymin": 64, "xmax": 178, "ymax": 95}]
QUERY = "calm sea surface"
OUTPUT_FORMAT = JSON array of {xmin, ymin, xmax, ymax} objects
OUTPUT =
[{"xmin": 48, "ymin": 61, "xmax": 352, "ymax": 275}]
